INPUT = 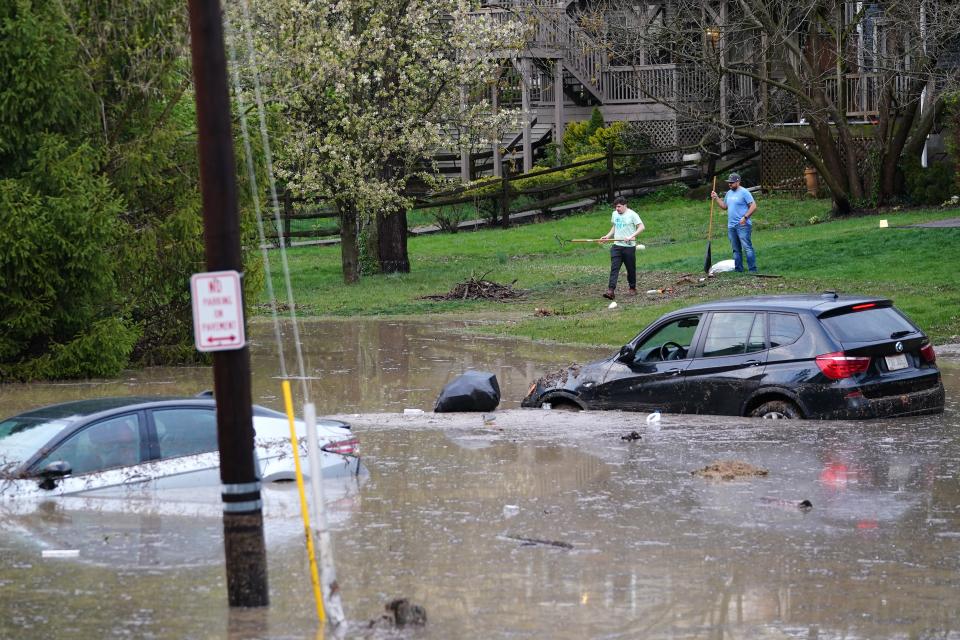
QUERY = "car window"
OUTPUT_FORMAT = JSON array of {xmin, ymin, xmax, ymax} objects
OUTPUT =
[
  {"xmin": 747, "ymin": 313, "xmax": 766, "ymax": 353},
  {"xmin": 152, "ymin": 408, "xmax": 218, "ymax": 459},
  {"xmin": 34, "ymin": 414, "xmax": 142, "ymax": 475},
  {"xmin": 820, "ymin": 306, "xmax": 916, "ymax": 343},
  {"xmin": 633, "ymin": 314, "xmax": 701, "ymax": 362},
  {"xmin": 0, "ymin": 417, "xmax": 74, "ymax": 470},
  {"xmin": 770, "ymin": 313, "xmax": 803, "ymax": 348},
  {"xmin": 702, "ymin": 312, "xmax": 757, "ymax": 358}
]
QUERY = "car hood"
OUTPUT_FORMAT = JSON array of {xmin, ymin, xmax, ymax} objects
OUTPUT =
[{"xmin": 535, "ymin": 357, "xmax": 622, "ymax": 392}]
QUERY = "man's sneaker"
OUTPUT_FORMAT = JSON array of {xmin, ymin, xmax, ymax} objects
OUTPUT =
[
  {"xmin": 602, "ymin": 289, "xmax": 615, "ymax": 300},
  {"xmin": 627, "ymin": 288, "xmax": 638, "ymax": 296}
]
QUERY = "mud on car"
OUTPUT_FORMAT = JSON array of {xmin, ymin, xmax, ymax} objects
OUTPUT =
[{"xmin": 521, "ymin": 293, "xmax": 945, "ymax": 419}]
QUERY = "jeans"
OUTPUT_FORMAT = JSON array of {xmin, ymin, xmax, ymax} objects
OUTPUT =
[
  {"xmin": 608, "ymin": 244, "xmax": 637, "ymax": 289},
  {"xmin": 728, "ymin": 224, "xmax": 757, "ymax": 272}
]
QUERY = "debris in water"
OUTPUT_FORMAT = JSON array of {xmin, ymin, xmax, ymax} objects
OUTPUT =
[
  {"xmin": 368, "ymin": 598, "xmax": 427, "ymax": 629},
  {"xmin": 621, "ymin": 431, "xmax": 642, "ymax": 441},
  {"xmin": 760, "ymin": 496, "xmax": 813, "ymax": 510},
  {"xmin": 503, "ymin": 504, "xmax": 520, "ymax": 518},
  {"xmin": 42, "ymin": 549, "xmax": 79, "ymax": 559},
  {"xmin": 503, "ymin": 534, "xmax": 574, "ymax": 550},
  {"xmin": 692, "ymin": 460, "xmax": 769, "ymax": 481}
]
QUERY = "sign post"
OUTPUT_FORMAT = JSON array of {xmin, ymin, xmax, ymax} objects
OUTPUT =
[{"xmin": 188, "ymin": 0, "xmax": 268, "ymax": 608}]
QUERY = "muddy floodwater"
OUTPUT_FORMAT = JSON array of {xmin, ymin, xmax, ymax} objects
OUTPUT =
[{"xmin": 1, "ymin": 319, "xmax": 959, "ymax": 639}]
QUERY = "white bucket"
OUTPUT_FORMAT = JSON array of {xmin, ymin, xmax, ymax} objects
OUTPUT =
[{"xmin": 680, "ymin": 153, "xmax": 701, "ymax": 178}]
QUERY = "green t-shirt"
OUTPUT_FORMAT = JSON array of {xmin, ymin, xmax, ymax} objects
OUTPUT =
[{"xmin": 611, "ymin": 208, "xmax": 643, "ymax": 247}]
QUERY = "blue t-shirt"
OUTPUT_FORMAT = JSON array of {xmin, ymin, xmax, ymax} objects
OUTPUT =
[{"xmin": 725, "ymin": 187, "xmax": 755, "ymax": 227}]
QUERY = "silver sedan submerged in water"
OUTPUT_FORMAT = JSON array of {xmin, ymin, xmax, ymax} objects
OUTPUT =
[{"xmin": 0, "ymin": 396, "xmax": 363, "ymax": 500}]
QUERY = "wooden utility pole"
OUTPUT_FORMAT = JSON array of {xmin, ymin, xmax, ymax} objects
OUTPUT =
[{"xmin": 187, "ymin": 0, "xmax": 269, "ymax": 607}]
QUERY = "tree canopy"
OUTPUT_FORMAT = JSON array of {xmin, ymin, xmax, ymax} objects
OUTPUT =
[
  {"xmin": 249, "ymin": 0, "xmax": 522, "ymax": 281},
  {"xmin": 0, "ymin": 0, "xmax": 261, "ymax": 380},
  {"xmin": 578, "ymin": 0, "xmax": 960, "ymax": 213}
]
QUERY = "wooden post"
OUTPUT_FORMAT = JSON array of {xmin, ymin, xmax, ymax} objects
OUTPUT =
[
  {"xmin": 187, "ymin": 0, "xmax": 268, "ymax": 608},
  {"xmin": 460, "ymin": 87, "xmax": 471, "ymax": 183},
  {"xmin": 554, "ymin": 58, "xmax": 564, "ymax": 165},
  {"xmin": 521, "ymin": 58, "xmax": 533, "ymax": 173},
  {"xmin": 719, "ymin": 0, "xmax": 728, "ymax": 154},
  {"xmin": 606, "ymin": 143, "xmax": 615, "ymax": 203},
  {"xmin": 282, "ymin": 190, "xmax": 292, "ymax": 248},
  {"xmin": 500, "ymin": 175, "xmax": 511, "ymax": 228},
  {"xmin": 492, "ymin": 77, "xmax": 503, "ymax": 178}
]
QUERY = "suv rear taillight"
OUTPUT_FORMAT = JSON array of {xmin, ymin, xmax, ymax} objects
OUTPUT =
[
  {"xmin": 322, "ymin": 437, "xmax": 359, "ymax": 456},
  {"xmin": 816, "ymin": 352, "xmax": 871, "ymax": 379},
  {"xmin": 920, "ymin": 342, "xmax": 936, "ymax": 364}
]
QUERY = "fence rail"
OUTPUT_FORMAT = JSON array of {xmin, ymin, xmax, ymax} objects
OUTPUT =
[{"xmin": 272, "ymin": 144, "xmax": 755, "ymax": 245}]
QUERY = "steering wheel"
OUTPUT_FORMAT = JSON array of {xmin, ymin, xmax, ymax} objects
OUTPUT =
[{"xmin": 659, "ymin": 341, "xmax": 685, "ymax": 361}]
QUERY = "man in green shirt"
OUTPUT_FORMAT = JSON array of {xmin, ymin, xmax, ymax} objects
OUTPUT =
[{"xmin": 599, "ymin": 196, "xmax": 644, "ymax": 300}]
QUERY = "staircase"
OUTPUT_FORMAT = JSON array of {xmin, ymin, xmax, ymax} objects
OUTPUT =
[
  {"xmin": 429, "ymin": 122, "xmax": 554, "ymax": 179},
  {"xmin": 492, "ymin": 1, "xmax": 609, "ymax": 104}
]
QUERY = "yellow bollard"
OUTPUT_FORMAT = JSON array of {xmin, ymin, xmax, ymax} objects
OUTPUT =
[{"xmin": 282, "ymin": 380, "xmax": 326, "ymax": 624}]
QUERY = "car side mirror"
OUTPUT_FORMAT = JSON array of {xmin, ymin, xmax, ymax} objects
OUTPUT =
[
  {"xmin": 36, "ymin": 460, "xmax": 72, "ymax": 491},
  {"xmin": 617, "ymin": 345, "xmax": 635, "ymax": 362}
]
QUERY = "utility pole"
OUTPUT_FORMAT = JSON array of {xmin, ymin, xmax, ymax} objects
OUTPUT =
[{"xmin": 187, "ymin": 0, "xmax": 269, "ymax": 607}]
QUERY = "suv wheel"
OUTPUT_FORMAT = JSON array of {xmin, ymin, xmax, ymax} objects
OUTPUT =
[{"xmin": 751, "ymin": 400, "xmax": 802, "ymax": 419}]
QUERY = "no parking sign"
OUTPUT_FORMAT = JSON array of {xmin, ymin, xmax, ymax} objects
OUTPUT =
[{"xmin": 190, "ymin": 270, "xmax": 246, "ymax": 352}]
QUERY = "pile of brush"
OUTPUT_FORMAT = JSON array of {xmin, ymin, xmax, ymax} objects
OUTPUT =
[{"xmin": 422, "ymin": 277, "xmax": 524, "ymax": 301}]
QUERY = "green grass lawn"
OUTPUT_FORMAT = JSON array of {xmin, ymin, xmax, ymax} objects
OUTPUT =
[{"xmin": 256, "ymin": 193, "xmax": 960, "ymax": 348}]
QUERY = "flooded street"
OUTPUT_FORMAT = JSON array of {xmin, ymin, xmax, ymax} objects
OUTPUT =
[{"xmin": 1, "ymin": 320, "xmax": 959, "ymax": 638}]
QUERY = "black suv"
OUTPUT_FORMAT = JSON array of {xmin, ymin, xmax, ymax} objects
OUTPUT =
[{"xmin": 521, "ymin": 293, "xmax": 945, "ymax": 419}]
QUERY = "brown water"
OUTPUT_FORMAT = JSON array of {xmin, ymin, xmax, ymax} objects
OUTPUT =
[
  {"xmin": 0, "ymin": 319, "xmax": 603, "ymax": 417},
  {"xmin": 1, "ymin": 320, "xmax": 959, "ymax": 639}
]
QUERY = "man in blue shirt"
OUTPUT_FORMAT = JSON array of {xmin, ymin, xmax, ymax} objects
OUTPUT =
[{"xmin": 710, "ymin": 172, "xmax": 758, "ymax": 272}]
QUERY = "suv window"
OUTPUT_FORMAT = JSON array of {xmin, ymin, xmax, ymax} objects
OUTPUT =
[
  {"xmin": 152, "ymin": 408, "xmax": 218, "ymax": 459},
  {"xmin": 820, "ymin": 306, "xmax": 915, "ymax": 343},
  {"xmin": 769, "ymin": 313, "xmax": 803, "ymax": 348},
  {"xmin": 702, "ymin": 312, "xmax": 763, "ymax": 358}
]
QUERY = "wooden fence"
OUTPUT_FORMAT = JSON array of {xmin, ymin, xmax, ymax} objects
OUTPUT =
[{"xmin": 269, "ymin": 144, "xmax": 755, "ymax": 245}]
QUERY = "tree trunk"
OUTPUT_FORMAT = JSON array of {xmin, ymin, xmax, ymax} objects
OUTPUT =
[
  {"xmin": 807, "ymin": 120, "xmax": 855, "ymax": 214},
  {"xmin": 361, "ymin": 211, "xmax": 380, "ymax": 276},
  {"xmin": 377, "ymin": 206, "xmax": 410, "ymax": 273},
  {"xmin": 831, "ymin": 192, "xmax": 852, "ymax": 216},
  {"xmin": 339, "ymin": 203, "xmax": 361, "ymax": 284}
]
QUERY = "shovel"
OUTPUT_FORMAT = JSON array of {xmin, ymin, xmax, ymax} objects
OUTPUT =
[{"xmin": 704, "ymin": 176, "xmax": 717, "ymax": 273}]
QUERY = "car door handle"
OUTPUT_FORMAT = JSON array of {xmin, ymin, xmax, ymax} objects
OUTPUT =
[
  {"xmin": 667, "ymin": 368, "xmax": 682, "ymax": 376},
  {"xmin": 745, "ymin": 360, "xmax": 762, "ymax": 367}
]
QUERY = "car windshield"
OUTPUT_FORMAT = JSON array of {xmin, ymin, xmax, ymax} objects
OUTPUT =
[
  {"xmin": 0, "ymin": 416, "xmax": 73, "ymax": 471},
  {"xmin": 631, "ymin": 314, "xmax": 702, "ymax": 362},
  {"xmin": 820, "ymin": 306, "xmax": 916, "ymax": 343}
]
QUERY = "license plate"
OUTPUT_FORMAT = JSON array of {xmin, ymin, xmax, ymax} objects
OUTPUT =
[{"xmin": 885, "ymin": 354, "xmax": 908, "ymax": 371}]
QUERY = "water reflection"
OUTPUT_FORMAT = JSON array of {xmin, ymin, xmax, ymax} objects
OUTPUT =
[{"xmin": 0, "ymin": 321, "xmax": 958, "ymax": 639}]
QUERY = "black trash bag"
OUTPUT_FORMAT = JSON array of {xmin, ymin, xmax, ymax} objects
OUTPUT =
[{"xmin": 434, "ymin": 371, "xmax": 501, "ymax": 412}]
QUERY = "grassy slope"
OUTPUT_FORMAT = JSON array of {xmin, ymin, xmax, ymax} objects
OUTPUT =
[{"xmin": 257, "ymin": 195, "xmax": 960, "ymax": 348}]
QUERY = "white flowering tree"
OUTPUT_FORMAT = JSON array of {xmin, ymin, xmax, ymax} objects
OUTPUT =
[{"xmin": 249, "ymin": 0, "xmax": 522, "ymax": 281}]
